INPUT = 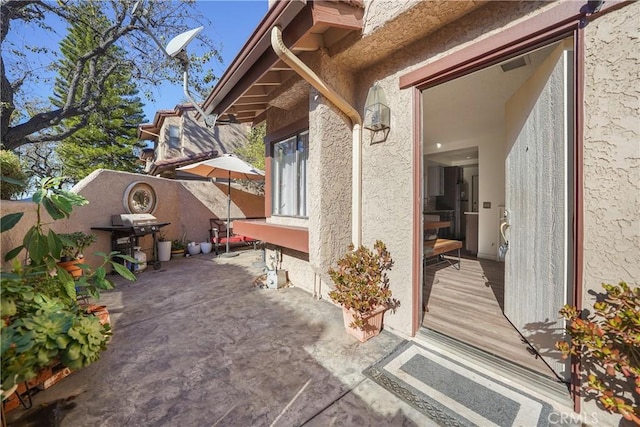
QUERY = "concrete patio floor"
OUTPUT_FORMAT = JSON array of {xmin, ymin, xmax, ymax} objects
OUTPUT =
[{"xmin": 7, "ymin": 250, "xmax": 435, "ymax": 426}]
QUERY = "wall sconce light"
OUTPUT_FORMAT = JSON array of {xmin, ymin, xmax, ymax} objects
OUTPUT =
[{"xmin": 364, "ymin": 84, "xmax": 390, "ymax": 133}]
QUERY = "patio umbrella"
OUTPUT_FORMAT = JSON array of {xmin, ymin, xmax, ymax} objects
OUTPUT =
[{"xmin": 177, "ymin": 154, "xmax": 264, "ymax": 255}]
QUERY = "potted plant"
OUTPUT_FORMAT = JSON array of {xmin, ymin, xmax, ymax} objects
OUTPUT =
[
  {"xmin": 0, "ymin": 177, "xmax": 137, "ymax": 402},
  {"xmin": 556, "ymin": 281, "xmax": 639, "ymax": 423},
  {"xmin": 157, "ymin": 232, "xmax": 172, "ymax": 262},
  {"xmin": 171, "ymin": 239, "xmax": 186, "ymax": 258},
  {"xmin": 328, "ymin": 240, "xmax": 400, "ymax": 342},
  {"xmin": 57, "ymin": 231, "xmax": 97, "ymax": 277}
]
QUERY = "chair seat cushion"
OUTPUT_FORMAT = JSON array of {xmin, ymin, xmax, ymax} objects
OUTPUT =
[{"xmin": 215, "ymin": 236, "xmax": 245, "ymax": 244}]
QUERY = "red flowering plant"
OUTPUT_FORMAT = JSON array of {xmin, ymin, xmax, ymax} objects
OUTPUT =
[
  {"xmin": 328, "ymin": 240, "xmax": 400, "ymax": 330},
  {"xmin": 556, "ymin": 281, "xmax": 639, "ymax": 424}
]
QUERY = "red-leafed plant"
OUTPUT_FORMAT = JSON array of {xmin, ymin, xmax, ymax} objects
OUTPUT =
[
  {"xmin": 328, "ymin": 240, "xmax": 400, "ymax": 330},
  {"xmin": 556, "ymin": 281, "xmax": 639, "ymax": 424}
]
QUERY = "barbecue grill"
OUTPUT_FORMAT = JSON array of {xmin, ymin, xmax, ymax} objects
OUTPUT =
[{"xmin": 92, "ymin": 214, "xmax": 170, "ymax": 271}]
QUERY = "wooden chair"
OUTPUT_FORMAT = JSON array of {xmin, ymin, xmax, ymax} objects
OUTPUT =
[
  {"xmin": 424, "ymin": 220, "xmax": 462, "ymax": 270},
  {"xmin": 209, "ymin": 218, "xmax": 258, "ymax": 255}
]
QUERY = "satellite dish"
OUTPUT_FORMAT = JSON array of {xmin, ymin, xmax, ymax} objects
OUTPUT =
[
  {"xmin": 130, "ymin": 0, "xmax": 142, "ymax": 16},
  {"xmin": 165, "ymin": 26, "xmax": 203, "ymax": 58}
]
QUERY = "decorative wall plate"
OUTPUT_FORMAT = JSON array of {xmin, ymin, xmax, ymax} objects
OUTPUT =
[{"xmin": 123, "ymin": 181, "xmax": 157, "ymax": 214}]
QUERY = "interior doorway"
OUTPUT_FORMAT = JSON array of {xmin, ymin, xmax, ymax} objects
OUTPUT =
[{"xmin": 420, "ymin": 37, "xmax": 575, "ymax": 384}]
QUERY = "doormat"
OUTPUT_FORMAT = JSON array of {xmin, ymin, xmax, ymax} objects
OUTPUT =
[{"xmin": 363, "ymin": 341, "xmax": 554, "ymax": 427}]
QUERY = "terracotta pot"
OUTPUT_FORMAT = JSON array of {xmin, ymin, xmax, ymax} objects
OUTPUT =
[
  {"xmin": 57, "ymin": 259, "xmax": 83, "ymax": 278},
  {"xmin": 341, "ymin": 305, "xmax": 387, "ymax": 343},
  {"xmin": 86, "ymin": 304, "xmax": 111, "ymax": 327}
]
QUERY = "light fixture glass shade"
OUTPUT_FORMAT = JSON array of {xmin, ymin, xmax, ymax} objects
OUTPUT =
[{"xmin": 364, "ymin": 84, "xmax": 390, "ymax": 132}]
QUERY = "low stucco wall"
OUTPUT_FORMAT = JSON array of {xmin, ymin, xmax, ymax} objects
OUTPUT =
[{"xmin": 1, "ymin": 169, "xmax": 263, "ymax": 271}]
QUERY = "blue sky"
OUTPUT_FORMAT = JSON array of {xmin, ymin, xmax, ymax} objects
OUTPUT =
[
  {"xmin": 5, "ymin": 0, "xmax": 268, "ymax": 123},
  {"xmin": 143, "ymin": 1, "xmax": 267, "ymax": 121}
]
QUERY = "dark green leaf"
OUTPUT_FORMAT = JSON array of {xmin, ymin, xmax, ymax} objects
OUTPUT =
[
  {"xmin": 47, "ymin": 230, "xmax": 63, "ymax": 259},
  {"xmin": 43, "ymin": 197, "xmax": 65, "ymax": 220},
  {"xmin": 50, "ymin": 194, "xmax": 73, "ymax": 215},
  {"xmin": 0, "ymin": 175, "xmax": 25, "ymax": 186},
  {"xmin": 23, "ymin": 226, "xmax": 36, "ymax": 249},
  {"xmin": 55, "ymin": 267, "xmax": 77, "ymax": 300},
  {"xmin": 28, "ymin": 233, "xmax": 49, "ymax": 263},
  {"xmin": 32, "ymin": 189, "xmax": 46, "ymax": 204},
  {"xmin": 4, "ymin": 245, "xmax": 24, "ymax": 262},
  {"xmin": 1, "ymin": 212, "xmax": 23, "ymax": 233},
  {"xmin": 52, "ymin": 189, "xmax": 88, "ymax": 207},
  {"xmin": 115, "ymin": 254, "xmax": 137, "ymax": 263},
  {"xmin": 112, "ymin": 262, "xmax": 136, "ymax": 281}
]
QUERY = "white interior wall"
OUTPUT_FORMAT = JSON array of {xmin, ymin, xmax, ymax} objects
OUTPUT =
[{"xmin": 424, "ymin": 133, "xmax": 504, "ymax": 259}]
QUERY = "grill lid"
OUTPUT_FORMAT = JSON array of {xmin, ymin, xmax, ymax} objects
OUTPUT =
[{"xmin": 112, "ymin": 214, "xmax": 157, "ymax": 227}]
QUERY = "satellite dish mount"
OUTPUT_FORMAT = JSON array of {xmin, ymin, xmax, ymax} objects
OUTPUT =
[{"xmin": 131, "ymin": 1, "xmax": 217, "ymax": 127}]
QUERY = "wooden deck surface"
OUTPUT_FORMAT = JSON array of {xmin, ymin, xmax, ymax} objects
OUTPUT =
[{"xmin": 422, "ymin": 254, "xmax": 556, "ymax": 378}]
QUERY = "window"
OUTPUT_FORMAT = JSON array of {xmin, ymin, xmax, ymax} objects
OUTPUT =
[
  {"xmin": 168, "ymin": 125, "xmax": 181, "ymax": 150},
  {"xmin": 272, "ymin": 131, "xmax": 309, "ymax": 217}
]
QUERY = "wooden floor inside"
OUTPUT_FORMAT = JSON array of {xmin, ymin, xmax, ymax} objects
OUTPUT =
[{"xmin": 422, "ymin": 252, "xmax": 556, "ymax": 379}]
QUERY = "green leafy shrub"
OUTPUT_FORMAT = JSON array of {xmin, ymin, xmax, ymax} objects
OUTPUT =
[
  {"xmin": 59, "ymin": 231, "xmax": 98, "ymax": 260},
  {"xmin": 0, "ymin": 150, "xmax": 27, "ymax": 200},
  {"xmin": 171, "ymin": 239, "xmax": 186, "ymax": 250},
  {"xmin": 0, "ymin": 177, "xmax": 136, "ymax": 392},
  {"xmin": 328, "ymin": 240, "xmax": 400, "ymax": 330},
  {"xmin": 556, "ymin": 281, "xmax": 639, "ymax": 424}
]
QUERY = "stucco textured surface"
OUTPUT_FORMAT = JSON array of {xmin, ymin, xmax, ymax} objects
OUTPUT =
[
  {"xmin": 583, "ymin": 7, "xmax": 639, "ymax": 300},
  {"xmin": 1, "ymin": 170, "xmax": 263, "ymax": 270},
  {"xmin": 156, "ymin": 111, "xmax": 248, "ymax": 162},
  {"xmin": 307, "ymin": 49, "xmax": 355, "ymax": 282},
  {"xmin": 335, "ymin": 0, "xmax": 486, "ymax": 71},
  {"xmin": 260, "ymin": 1, "xmax": 638, "ymax": 345}
]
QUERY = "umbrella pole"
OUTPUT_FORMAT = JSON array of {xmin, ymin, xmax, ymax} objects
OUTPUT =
[{"xmin": 221, "ymin": 171, "xmax": 238, "ymax": 257}]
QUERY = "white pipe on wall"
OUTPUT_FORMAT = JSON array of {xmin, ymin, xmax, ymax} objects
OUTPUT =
[{"xmin": 270, "ymin": 26, "xmax": 363, "ymax": 247}]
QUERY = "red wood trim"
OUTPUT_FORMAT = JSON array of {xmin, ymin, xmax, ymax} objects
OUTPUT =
[
  {"xmin": 233, "ymin": 220, "xmax": 309, "ymax": 253},
  {"xmin": 400, "ymin": 2, "xmax": 585, "ymax": 90},
  {"xmin": 571, "ymin": 25, "xmax": 585, "ymax": 415},
  {"xmin": 265, "ymin": 117, "xmax": 309, "ymax": 144},
  {"xmin": 411, "ymin": 86, "xmax": 423, "ymax": 337},
  {"xmin": 265, "ymin": 152, "xmax": 272, "ymax": 218},
  {"xmin": 312, "ymin": 1, "xmax": 364, "ymax": 31}
]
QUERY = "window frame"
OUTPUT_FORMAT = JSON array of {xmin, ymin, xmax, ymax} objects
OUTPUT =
[
  {"xmin": 167, "ymin": 124, "xmax": 181, "ymax": 150},
  {"xmin": 271, "ymin": 130, "xmax": 309, "ymax": 218}
]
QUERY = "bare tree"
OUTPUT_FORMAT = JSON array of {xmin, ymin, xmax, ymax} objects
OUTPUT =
[{"xmin": 1, "ymin": 0, "xmax": 221, "ymax": 150}]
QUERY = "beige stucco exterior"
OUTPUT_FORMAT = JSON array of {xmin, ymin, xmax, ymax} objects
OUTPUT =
[
  {"xmin": 256, "ymin": 2, "xmax": 638, "ymax": 419},
  {"xmin": 1, "ymin": 169, "xmax": 263, "ymax": 271},
  {"xmin": 140, "ymin": 106, "xmax": 249, "ymax": 177},
  {"xmin": 583, "ymin": 2, "xmax": 639, "ymax": 295}
]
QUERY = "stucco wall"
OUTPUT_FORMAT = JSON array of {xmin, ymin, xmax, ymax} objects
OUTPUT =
[
  {"xmin": 583, "ymin": 4, "xmax": 639, "ymax": 302},
  {"xmin": 260, "ymin": 1, "xmax": 638, "ymax": 345},
  {"xmin": 307, "ymin": 49, "xmax": 354, "ymax": 281},
  {"xmin": 1, "ymin": 169, "xmax": 264, "ymax": 271},
  {"xmin": 582, "ymin": 3, "xmax": 639, "ymax": 416},
  {"xmin": 263, "ymin": 50, "xmax": 353, "ymax": 297}
]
